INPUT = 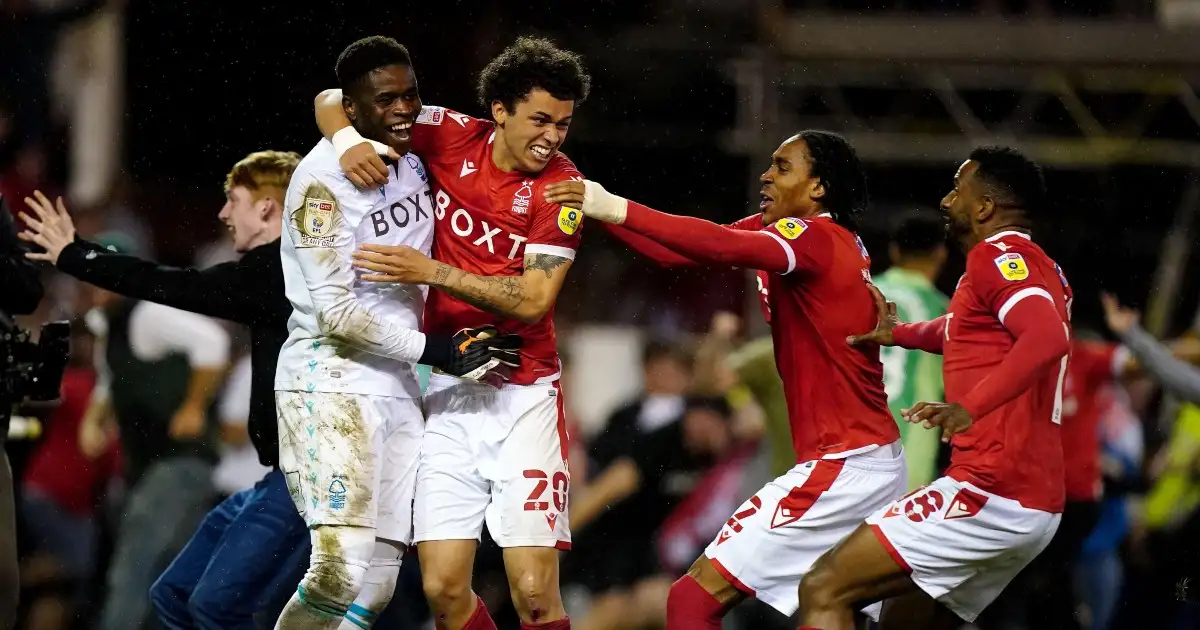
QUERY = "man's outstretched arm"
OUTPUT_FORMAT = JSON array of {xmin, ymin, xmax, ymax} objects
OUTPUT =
[
  {"xmin": 545, "ymin": 182, "xmax": 797, "ymax": 274},
  {"xmin": 19, "ymin": 191, "xmax": 269, "ymax": 324},
  {"xmin": 601, "ymin": 223, "xmax": 701, "ymax": 268}
]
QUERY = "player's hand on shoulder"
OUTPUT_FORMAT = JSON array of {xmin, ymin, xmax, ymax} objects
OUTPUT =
[
  {"xmin": 339, "ymin": 140, "xmax": 399, "ymax": 189},
  {"xmin": 352, "ymin": 244, "xmax": 436, "ymax": 285},
  {"xmin": 902, "ymin": 401, "xmax": 971, "ymax": 443},
  {"xmin": 847, "ymin": 283, "xmax": 899, "ymax": 347},
  {"xmin": 429, "ymin": 325, "xmax": 523, "ymax": 382},
  {"xmin": 544, "ymin": 180, "xmax": 628, "ymax": 224}
]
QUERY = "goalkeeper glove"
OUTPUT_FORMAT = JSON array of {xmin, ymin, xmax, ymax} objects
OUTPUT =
[{"xmin": 419, "ymin": 325, "xmax": 522, "ymax": 381}]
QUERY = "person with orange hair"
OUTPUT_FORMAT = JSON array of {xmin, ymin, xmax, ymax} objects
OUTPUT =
[{"xmin": 19, "ymin": 150, "xmax": 314, "ymax": 629}]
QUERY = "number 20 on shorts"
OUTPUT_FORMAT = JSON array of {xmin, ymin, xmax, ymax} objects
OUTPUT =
[{"xmin": 523, "ymin": 469, "xmax": 569, "ymax": 512}]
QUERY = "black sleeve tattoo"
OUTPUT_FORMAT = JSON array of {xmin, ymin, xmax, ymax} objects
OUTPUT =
[
  {"xmin": 524, "ymin": 254, "xmax": 570, "ymax": 279},
  {"xmin": 431, "ymin": 262, "xmax": 526, "ymax": 318}
]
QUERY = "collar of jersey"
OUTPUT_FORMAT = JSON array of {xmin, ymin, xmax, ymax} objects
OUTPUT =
[{"xmin": 985, "ymin": 230, "xmax": 1031, "ymax": 242}]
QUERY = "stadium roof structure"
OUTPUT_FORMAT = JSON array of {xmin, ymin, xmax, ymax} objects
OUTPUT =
[{"xmin": 724, "ymin": 13, "xmax": 1200, "ymax": 168}]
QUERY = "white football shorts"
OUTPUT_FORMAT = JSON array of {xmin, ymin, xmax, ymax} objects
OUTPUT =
[
  {"xmin": 704, "ymin": 442, "xmax": 907, "ymax": 618},
  {"xmin": 413, "ymin": 374, "xmax": 571, "ymax": 549},
  {"xmin": 866, "ymin": 476, "xmax": 1062, "ymax": 622},
  {"xmin": 275, "ymin": 390, "xmax": 423, "ymax": 544}
]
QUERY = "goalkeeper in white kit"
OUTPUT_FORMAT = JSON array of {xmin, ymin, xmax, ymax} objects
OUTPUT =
[{"xmin": 274, "ymin": 40, "xmax": 521, "ymax": 629}]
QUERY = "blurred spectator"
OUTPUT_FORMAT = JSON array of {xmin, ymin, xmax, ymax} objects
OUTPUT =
[
  {"xmin": 84, "ymin": 279, "xmax": 228, "ymax": 630},
  {"xmin": 587, "ymin": 340, "xmax": 693, "ymax": 471},
  {"xmin": 18, "ymin": 319, "xmax": 120, "ymax": 630},
  {"xmin": 1075, "ymin": 381, "xmax": 1143, "ymax": 630},
  {"xmin": 691, "ymin": 313, "xmax": 766, "ymax": 448},
  {"xmin": 563, "ymin": 340, "xmax": 691, "ymax": 627},
  {"xmin": 570, "ymin": 397, "xmax": 738, "ymax": 630},
  {"xmin": 873, "ymin": 210, "xmax": 949, "ymax": 491},
  {"xmin": 1101, "ymin": 293, "xmax": 1200, "ymax": 405},
  {"xmin": 727, "ymin": 336, "xmax": 790, "ymax": 480},
  {"xmin": 209, "ymin": 353, "xmax": 270, "ymax": 497}
]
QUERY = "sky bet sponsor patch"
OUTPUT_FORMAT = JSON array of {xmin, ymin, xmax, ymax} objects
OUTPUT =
[
  {"xmin": 293, "ymin": 182, "xmax": 337, "ymax": 247},
  {"xmin": 558, "ymin": 206, "xmax": 582, "ymax": 235},
  {"xmin": 994, "ymin": 252, "xmax": 1029, "ymax": 281},
  {"xmin": 774, "ymin": 218, "xmax": 807, "ymax": 240},
  {"xmin": 416, "ymin": 105, "xmax": 444, "ymax": 125}
]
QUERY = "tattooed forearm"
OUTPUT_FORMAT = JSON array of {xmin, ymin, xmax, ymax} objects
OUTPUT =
[
  {"xmin": 524, "ymin": 254, "xmax": 570, "ymax": 279},
  {"xmin": 430, "ymin": 263, "xmax": 526, "ymax": 318},
  {"xmin": 432, "ymin": 263, "xmax": 452, "ymax": 286}
]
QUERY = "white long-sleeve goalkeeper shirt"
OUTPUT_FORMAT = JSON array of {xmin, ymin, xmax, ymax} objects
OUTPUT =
[{"xmin": 275, "ymin": 139, "xmax": 435, "ymax": 398}]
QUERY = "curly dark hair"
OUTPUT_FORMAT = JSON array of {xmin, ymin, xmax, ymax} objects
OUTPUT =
[
  {"xmin": 968, "ymin": 145, "xmax": 1046, "ymax": 214},
  {"xmin": 796, "ymin": 130, "xmax": 869, "ymax": 231},
  {"xmin": 476, "ymin": 36, "xmax": 591, "ymax": 113},
  {"xmin": 336, "ymin": 36, "xmax": 413, "ymax": 98}
]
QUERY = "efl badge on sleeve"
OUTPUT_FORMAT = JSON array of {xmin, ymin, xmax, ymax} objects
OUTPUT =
[
  {"xmin": 558, "ymin": 206, "xmax": 582, "ymax": 235},
  {"xmin": 774, "ymin": 218, "xmax": 808, "ymax": 240},
  {"xmin": 303, "ymin": 197, "xmax": 334, "ymax": 237},
  {"xmin": 293, "ymin": 182, "xmax": 338, "ymax": 247},
  {"xmin": 993, "ymin": 252, "xmax": 1029, "ymax": 281}
]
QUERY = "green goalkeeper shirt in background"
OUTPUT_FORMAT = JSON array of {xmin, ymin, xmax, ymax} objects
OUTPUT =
[{"xmin": 873, "ymin": 267, "xmax": 948, "ymax": 490}]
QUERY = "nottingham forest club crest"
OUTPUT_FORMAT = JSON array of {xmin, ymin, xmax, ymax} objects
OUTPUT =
[{"xmin": 512, "ymin": 179, "xmax": 534, "ymax": 215}]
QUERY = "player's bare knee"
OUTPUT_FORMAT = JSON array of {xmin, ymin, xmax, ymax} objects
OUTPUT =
[
  {"xmin": 421, "ymin": 568, "xmax": 472, "ymax": 614},
  {"xmin": 297, "ymin": 525, "xmax": 375, "ymax": 616},
  {"xmin": 508, "ymin": 568, "xmax": 561, "ymax": 622}
]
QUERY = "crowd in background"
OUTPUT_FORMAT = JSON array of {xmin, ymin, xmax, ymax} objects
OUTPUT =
[{"xmin": 5, "ymin": 1, "xmax": 1200, "ymax": 630}]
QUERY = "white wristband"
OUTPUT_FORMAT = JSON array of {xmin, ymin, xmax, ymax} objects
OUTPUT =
[
  {"xmin": 582, "ymin": 180, "xmax": 629, "ymax": 224},
  {"xmin": 331, "ymin": 127, "xmax": 392, "ymax": 158}
]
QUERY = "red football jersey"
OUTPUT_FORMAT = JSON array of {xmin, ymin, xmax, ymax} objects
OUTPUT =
[
  {"xmin": 411, "ymin": 106, "xmax": 583, "ymax": 385},
  {"xmin": 1062, "ymin": 340, "xmax": 1121, "ymax": 502},
  {"xmin": 734, "ymin": 213, "xmax": 899, "ymax": 462},
  {"xmin": 943, "ymin": 231, "xmax": 1072, "ymax": 513}
]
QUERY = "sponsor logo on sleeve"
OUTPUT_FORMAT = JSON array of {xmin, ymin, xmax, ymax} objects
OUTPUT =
[
  {"xmin": 773, "ymin": 217, "xmax": 808, "ymax": 240},
  {"xmin": 558, "ymin": 206, "xmax": 582, "ymax": 235},
  {"xmin": 292, "ymin": 181, "xmax": 338, "ymax": 248},
  {"xmin": 415, "ymin": 106, "xmax": 444, "ymax": 125},
  {"xmin": 993, "ymin": 252, "xmax": 1029, "ymax": 281}
]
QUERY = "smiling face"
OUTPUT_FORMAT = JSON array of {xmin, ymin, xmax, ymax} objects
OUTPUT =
[
  {"xmin": 218, "ymin": 185, "xmax": 275, "ymax": 252},
  {"xmin": 344, "ymin": 63, "xmax": 422, "ymax": 155},
  {"xmin": 491, "ymin": 88, "xmax": 574, "ymax": 174},
  {"xmin": 758, "ymin": 135, "xmax": 825, "ymax": 224}
]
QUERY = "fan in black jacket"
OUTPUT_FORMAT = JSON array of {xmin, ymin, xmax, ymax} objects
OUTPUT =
[{"xmin": 16, "ymin": 152, "xmax": 310, "ymax": 629}]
